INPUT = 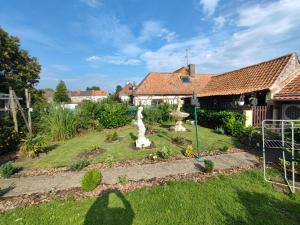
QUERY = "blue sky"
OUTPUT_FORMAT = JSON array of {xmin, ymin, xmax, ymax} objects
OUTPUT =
[{"xmin": 1, "ymin": 0, "xmax": 300, "ymax": 92}]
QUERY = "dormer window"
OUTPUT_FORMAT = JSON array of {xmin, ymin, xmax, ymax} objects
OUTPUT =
[{"xmin": 181, "ymin": 76, "xmax": 190, "ymax": 83}]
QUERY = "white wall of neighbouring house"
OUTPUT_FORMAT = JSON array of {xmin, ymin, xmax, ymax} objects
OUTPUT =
[
  {"xmin": 134, "ymin": 95, "xmax": 189, "ymax": 106},
  {"xmin": 71, "ymin": 95, "xmax": 107, "ymax": 103}
]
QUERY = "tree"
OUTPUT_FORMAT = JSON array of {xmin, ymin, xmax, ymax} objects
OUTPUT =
[
  {"xmin": 0, "ymin": 27, "xmax": 41, "ymax": 97},
  {"xmin": 53, "ymin": 80, "xmax": 70, "ymax": 103},
  {"xmin": 115, "ymin": 85, "xmax": 122, "ymax": 94},
  {"xmin": 86, "ymin": 86, "xmax": 100, "ymax": 91}
]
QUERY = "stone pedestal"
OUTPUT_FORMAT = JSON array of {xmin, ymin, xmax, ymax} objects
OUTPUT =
[{"xmin": 170, "ymin": 121, "xmax": 187, "ymax": 132}]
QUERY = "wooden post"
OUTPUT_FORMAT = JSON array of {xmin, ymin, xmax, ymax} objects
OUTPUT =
[
  {"xmin": 12, "ymin": 90, "xmax": 30, "ymax": 132},
  {"xmin": 25, "ymin": 89, "xmax": 32, "ymax": 134},
  {"xmin": 9, "ymin": 87, "xmax": 18, "ymax": 132}
]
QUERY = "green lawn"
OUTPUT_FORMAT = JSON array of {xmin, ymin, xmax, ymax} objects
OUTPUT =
[
  {"xmin": 15, "ymin": 124, "xmax": 238, "ymax": 169},
  {"xmin": 0, "ymin": 170, "xmax": 299, "ymax": 225}
]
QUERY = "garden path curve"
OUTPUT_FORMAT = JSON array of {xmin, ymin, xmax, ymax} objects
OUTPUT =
[{"xmin": 0, "ymin": 152, "xmax": 258, "ymax": 197}]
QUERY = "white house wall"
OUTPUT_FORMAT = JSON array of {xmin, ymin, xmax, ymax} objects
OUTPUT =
[{"xmin": 134, "ymin": 95, "xmax": 190, "ymax": 106}]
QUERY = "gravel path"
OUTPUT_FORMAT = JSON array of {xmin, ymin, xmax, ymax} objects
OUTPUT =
[{"xmin": 0, "ymin": 152, "xmax": 258, "ymax": 197}]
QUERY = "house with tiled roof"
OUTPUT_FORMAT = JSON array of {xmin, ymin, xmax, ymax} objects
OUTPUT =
[
  {"xmin": 117, "ymin": 82, "xmax": 136, "ymax": 102},
  {"xmin": 134, "ymin": 52, "xmax": 300, "ymax": 123},
  {"xmin": 134, "ymin": 64, "xmax": 214, "ymax": 105},
  {"xmin": 70, "ymin": 90, "xmax": 109, "ymax": 103},
  {"xmin": 198, "ymin": 52, "xmax": 300, "ymax": 121}
]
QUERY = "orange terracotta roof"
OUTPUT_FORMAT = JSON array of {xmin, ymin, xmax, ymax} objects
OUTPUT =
[
  {"xmin": 91, "ymin": 90, "xmax": 108, "ymax": 96},
  {"xmin": 199, "ymin": 53, "xmax": 294, "ymax": 97},
  {"xmin": 118, "ymin": 83, "xmax": 134, "ymax": 96},
  {"xmin": 135, "ymin": 72, "xmax": 214, "ymax": 95},
  {"xmin": 274, "ymin": 69, "xmax": 300, "ymax": 100},
  {"xmin": 70, "ymin": 90, "xmax": 108, "ymax": 97}
]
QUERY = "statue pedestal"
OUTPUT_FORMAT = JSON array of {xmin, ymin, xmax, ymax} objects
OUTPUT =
[
  {"xmin": 136, "ymin": 137, "xmax": 151, "ymax": 148},
  {"xmin": 170, "ymin": 121, "xmax": 187, "ymax": 132}
]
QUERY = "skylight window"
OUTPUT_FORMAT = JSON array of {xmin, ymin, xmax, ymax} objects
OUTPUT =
[{"xmin": 181, "ymin": 76, "xmax": 190, "ymax": 83}]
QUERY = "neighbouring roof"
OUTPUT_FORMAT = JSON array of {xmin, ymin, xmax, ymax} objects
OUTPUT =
[
  {"xmin": 118, "ymin": 83, "xmax": 135, "ymax": 96},
  {"xmin": 199, "ymin": 53, "xmax": 295, "ymax": 97},
  {"xmin": 274, "ymin": 69, "xmax": 300, "ymax": 100},
  {"xmin": 70, "ymin": 90, "xmax": 108, "ymax": 97},
  {"xmin": 135, "ymin": 72, "xmax": 214, "ymax": 95}
]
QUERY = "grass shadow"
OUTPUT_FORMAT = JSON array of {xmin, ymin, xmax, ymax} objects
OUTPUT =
[
  {"xmin": 0, "ymin": 184, "xmax": 15, "ymax": 197},
  {"xmin": 84, "ymin": 189, "xmax": 134, "ymax": 225}
]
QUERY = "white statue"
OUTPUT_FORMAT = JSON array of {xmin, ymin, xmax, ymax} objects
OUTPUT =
[
  {"xmin": 169, "ymin": 97, "xmax": 189, "ymax": 132},
  {"xmin": 136, "ymin": 106, "xmax": 151, "ymax": 148}
]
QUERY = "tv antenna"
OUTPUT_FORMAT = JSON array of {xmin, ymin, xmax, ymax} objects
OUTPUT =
[{"xmin": 185, "ymin": 49, "xmax": 189, "ymax": 66}]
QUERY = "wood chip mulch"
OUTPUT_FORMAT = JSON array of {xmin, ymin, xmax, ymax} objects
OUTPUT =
[{"xmin": 0, "ymin": 164, "xmax": 256, "ymax": 212}]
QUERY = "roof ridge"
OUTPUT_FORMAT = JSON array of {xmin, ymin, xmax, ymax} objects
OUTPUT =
[{"xmin": 214, "ymin": 52, "xmax": 294, "ymax": 78}]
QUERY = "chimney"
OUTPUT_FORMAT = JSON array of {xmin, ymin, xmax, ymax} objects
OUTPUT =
[{"xmin": 188, "ymin": 64, "xmax": 195, "ymax": 76}]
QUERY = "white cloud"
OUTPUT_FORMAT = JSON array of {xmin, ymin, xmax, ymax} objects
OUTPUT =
[
  {"xmin": 80, "ymin": 0, "xmax": 102, "ymax": 8},
  {"xmin": 139, "ymin": 20, "xmax": 176, "ymax": 42},
  {"xmin": 199, "ymin": 0, "xmax": 220, "ymax": 16},
  {"xmin": 86, "ymin": 55, "xmax": 141, "ymax": 65},
  {"xmin": 213, "ymin": 16, "xmax": 225, "ymax": 31},
  {"xmin": 141, "ymin": 0, "xmax": 300, "ymax": 72}
]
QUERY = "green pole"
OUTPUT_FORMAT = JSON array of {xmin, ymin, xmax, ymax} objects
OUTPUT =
[{"xmin": 194, "ymin": 104, "xmax": 203, "ymax": 161}]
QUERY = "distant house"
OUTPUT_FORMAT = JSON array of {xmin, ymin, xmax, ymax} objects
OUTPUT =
[
  {"xmin": 134, "ymin": 64, "xmax": 214, "ymax": 105},
  {"xmin": 70, "ymin": 90, "xmax": 109, "ymax": 103},
  {"xmin": 118, "ymin": 82, "xmax": 136, "ymax": 102},
  {"xmin": 43, "ymin": 89, "xmax": 109, "ymax": 104}
]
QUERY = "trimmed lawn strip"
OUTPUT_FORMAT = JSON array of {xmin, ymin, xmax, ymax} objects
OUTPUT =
[
  {"xmin": 0, "ymin": 170, "xmax": 299, "ymax": 225},
  {"xmin": 14, "ymin": 124, "xmax": 238, "ymax": 169}
]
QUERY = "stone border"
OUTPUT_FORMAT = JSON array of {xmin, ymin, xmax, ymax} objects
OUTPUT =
[
  {"xmin": 0, "ymin": 164, "xmax": 257, "ymax": 212},
  {"xmin": 10, "ymin": 148, "xmax": 244, "ymax": 178}
]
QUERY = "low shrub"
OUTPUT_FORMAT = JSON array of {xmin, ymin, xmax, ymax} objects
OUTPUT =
[
  {"xmin": 0, "ymin": 162, "xmax": 15, "ymax": 178},
  {"xmin": 81, "ymin": 169, "xmax": 102, "ymax": 191},
  {"xmin": 118, "ymin": 174, "xmax": 128, "ymax": 185},
  {"xmin": 157, "ymin": 146, "xmax": 171, "ymax": 159},
  {"xmin": 143, "ymin": 102, "xmax": 172, "ymax": 125},
  {"xmin": 147, "ymin": 153, "xmax": 158, "ymax": 160},
  {"xmin": 172, "ymin": 133, "xmax": 185, "ymax": 144},
  {"xmin": 104, "ymin": 154, "xmax": 114, "ymax": 167},
  {"xmin": 220, "ymin": 146, "xmax": 229, "ymax": 152},
  {"xmin": 182, "ymin": 145, "xmax": 194, "ymax": 157},
  {"xmin": 204, "ymin": 160, "xmax": 214, "ymax": 173},
  {"xmin": 69, "ymin": 160, "xmax": 90, "ymax": 171},
  {"xmin": 215, "ymin": 126, "xmax": 225, "ymax": 134},
  {"xmin": 105, "ymin": 132, "xmax": 119, "ymax": 142},
  {"xmin": 19, "ymin": 134, "xmax": 47, "ymax": 158}
]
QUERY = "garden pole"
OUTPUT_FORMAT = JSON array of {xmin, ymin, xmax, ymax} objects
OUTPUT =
[{"xmin": 193, "ymin": 97, "xmax": 203, "ymax": 162}]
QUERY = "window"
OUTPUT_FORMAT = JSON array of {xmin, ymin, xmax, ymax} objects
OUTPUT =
[{"xmin": 181, "ymin": 76, "xmax": 190, "ymax": 83}]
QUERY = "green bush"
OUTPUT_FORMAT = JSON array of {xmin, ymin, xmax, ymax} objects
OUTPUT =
[
  {"xmin": 97, "ymin": 98, "xmax": 131, "ymax": 128},
  {"xmin": 39, "ymin": 104, "xmax": 79, "ymax": 141},
  {"xmin": 69, "ymin": 160, "xmax": 90, "ymax": 171},
  {"xmin": 0, "ymin": 162, "xmax": 15, "ymax": 178},
  {"xmin": 104, "ymin": 154, "xmax": 114, "ymax": 167},
  {"xmin": 182, "ymin": 145, "xmax": 194, "ymax": 157},
  {"xmin": 143, "ymin": 102, "xmax": 172, "ymax": 125},
  {"xmin": 215, "ymin": 126, "xmax": 225, "ymax": 134},
  {"xmin": 19, "ymin": 134, "xmax": 47, "ymax": 158},
  {"xmin": 81, "ymin": 169, "xmax": 102, "ymax": 192},
  {"xmin": 157, "ymin": 146, "xmax": 171, "ymax": 159},
  {"xmin": 204, "ymin": 160, "xmax": 214, "ymax": 173},
  {"xmin": 220, "ymin": 146, "xmax": 229, "ymax": 152},
  {"xmin": 76, "ymin": 100, "xmax": 102, "ymax": 130},
  {"xmin": 0, "ymin": 116, "xmax": 20, "ymax": 154},
  {"xmin": 118, "ymin": 174, "xmax": 128, "ymax": 185},
  {"xmin": 195, "ymin": 109, "xmax": 245, "ymax": 137}
]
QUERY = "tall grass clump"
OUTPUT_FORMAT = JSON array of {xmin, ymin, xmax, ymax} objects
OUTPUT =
[{"xmin": 39, "ymin": 104, "xmax": 79, "ymax": 141}]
